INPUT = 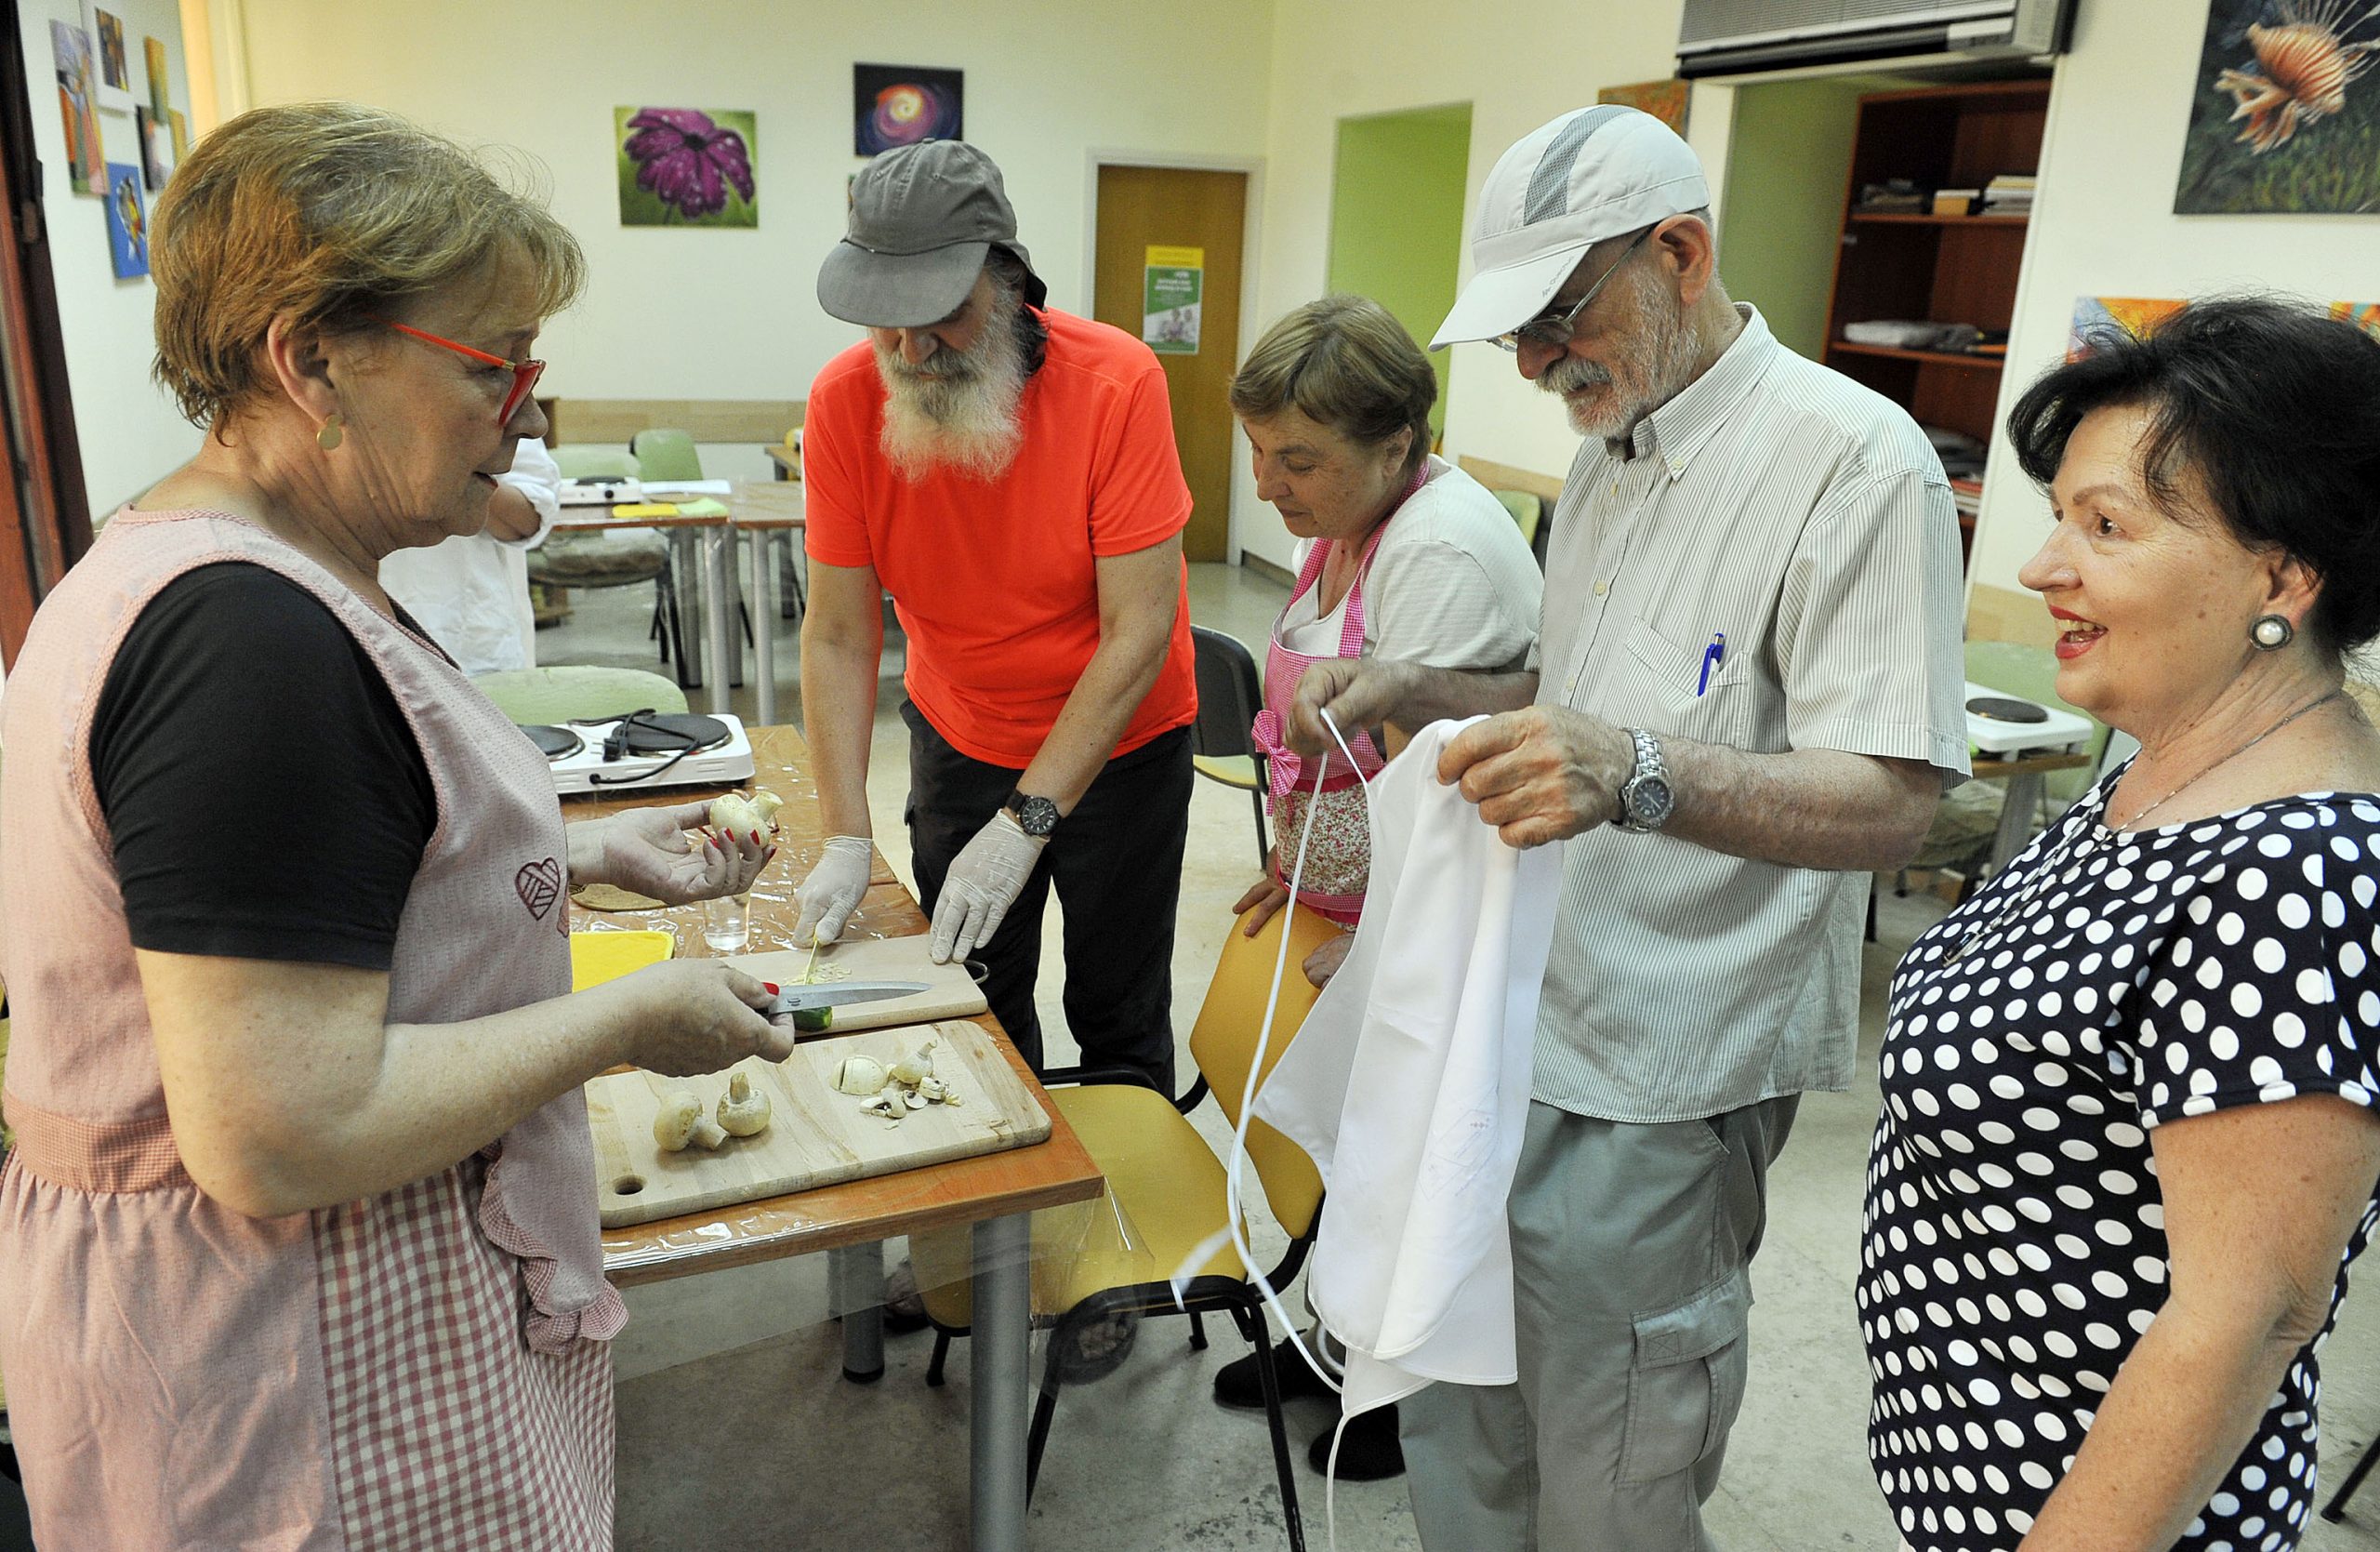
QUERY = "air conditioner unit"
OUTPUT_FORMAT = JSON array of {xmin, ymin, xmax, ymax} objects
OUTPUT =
[{"xmin": 1674, "ymin": 0, "xmax": 2073, "ymax": 78}]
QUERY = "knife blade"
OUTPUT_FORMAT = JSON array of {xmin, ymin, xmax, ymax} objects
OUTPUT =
[{"xmin": 764, "ymin": 979, "xmax": 932, "ymax": 1015}]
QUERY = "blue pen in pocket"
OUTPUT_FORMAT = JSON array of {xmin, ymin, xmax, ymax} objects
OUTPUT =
[{"xmin": 1697, "ymin": 632, "xmax": 1726, "ymax": 696}]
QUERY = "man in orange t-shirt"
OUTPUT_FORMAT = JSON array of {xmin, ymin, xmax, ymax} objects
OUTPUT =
[{"xmin": 793, "ymin": 140, "xmax": 1197, "ymax": 1091}]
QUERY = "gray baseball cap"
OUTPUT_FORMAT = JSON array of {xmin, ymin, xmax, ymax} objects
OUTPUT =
[{"xmin": 817, "ymin": 140, "xmax": 1047, "ymax": 327}]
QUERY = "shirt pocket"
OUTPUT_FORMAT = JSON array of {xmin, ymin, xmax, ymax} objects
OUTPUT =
[{"xmin": 1620, "ymin": 615, "xmax": 1753, "ymax": 749}]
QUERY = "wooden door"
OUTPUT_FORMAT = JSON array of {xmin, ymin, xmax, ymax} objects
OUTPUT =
[{"xmin": 1091, "ymin": 166, "xmax": 1245, "ymax": 563}]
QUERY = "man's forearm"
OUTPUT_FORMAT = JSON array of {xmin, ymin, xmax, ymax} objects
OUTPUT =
[
  {"xmin": 1019, "ymin": 629, "xmax": 1170, "ymax": 813},
  {"xmin": 800, "ymin": 629, "xmax": 882, "ymax": 837},
  {"xmin": 1663, "ymin": 737, "xmax": 1937, "ymax": 870}
]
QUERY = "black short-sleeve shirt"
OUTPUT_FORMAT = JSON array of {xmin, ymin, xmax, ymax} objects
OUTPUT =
[
  {"xmin": 1862, "ymin": 771, "xmax": 2380, "ymax": 1550},
  {"xmin": 90, "ymin": 563, "xmax": 438, "ymax": 970}
]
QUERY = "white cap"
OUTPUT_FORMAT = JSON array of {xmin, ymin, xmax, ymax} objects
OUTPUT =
[{"xmin": 1431, "ymin": 106, "xmax": 1710, "ymax": 349}]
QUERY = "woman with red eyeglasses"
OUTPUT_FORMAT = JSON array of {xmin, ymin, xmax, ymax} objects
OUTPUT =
[{"xmin": 0, "ymin": 103, "xmax": 787, "ymax": 1549}]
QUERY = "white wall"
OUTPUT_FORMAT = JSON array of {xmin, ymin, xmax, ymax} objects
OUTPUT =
[
  {"xmin": 19, "ymin": 0, "xmax": 192, "ymax": 515},
  {"xmin": 1239, "ymin": 0, "xmax": 1725, "ymax": 571},
  {"xmin": 1960, "ymin": 0, "xmax": 2380, "ymax": 638},
  {"xmin": 232, "ymin": 0, "xmax": 1273, "ymax": 484}
]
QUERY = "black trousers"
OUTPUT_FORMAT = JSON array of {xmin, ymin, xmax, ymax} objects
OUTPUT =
[{"xmin": 902, "ymin": 700, "xmax": 1192, "ymax": 1093}]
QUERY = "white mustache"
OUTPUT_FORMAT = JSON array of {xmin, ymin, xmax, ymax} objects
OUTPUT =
[{"xmin": 1539, "ymin": 357, "xmax": 1612, "ymax": 393}]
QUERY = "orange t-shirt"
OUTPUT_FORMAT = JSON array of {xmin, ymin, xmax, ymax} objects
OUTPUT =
[{"xmin": 802, "ymin": 309, "xmax": 1198, "ymax": 768}]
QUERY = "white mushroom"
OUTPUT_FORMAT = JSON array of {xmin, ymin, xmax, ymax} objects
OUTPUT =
[
  {"xmin": 707, "ymin": 789, "xmax": 785, "ymax": 839},
  {"xmin": 833, "ymin": 1055, "xmax": 889, "ymax": 1096},
  {"xmin": 717, "ymin": 1071, "xmax": 773, "ymax": 1137},
  {"xmin": 888, "ymin": 1037, "xmax": 939, "ymax": 1087},
  {"xmin": 654, "ymin": 1090, "xmax": 706, "ymax": 1152}
]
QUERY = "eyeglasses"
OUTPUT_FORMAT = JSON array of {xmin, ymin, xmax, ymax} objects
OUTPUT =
[
  {"xmin": 1491, "ymin": 227, "xmax": 1657, "ymax": 354},
  {"xmin": 380, "ymin": 319, "xmax": 546, "ymax": 426}
]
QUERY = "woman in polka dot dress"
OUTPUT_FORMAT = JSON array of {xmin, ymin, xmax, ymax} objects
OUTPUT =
[{"xmin": 1861, "ymin": 298, "xmax": 2380, "ymax": 1551}]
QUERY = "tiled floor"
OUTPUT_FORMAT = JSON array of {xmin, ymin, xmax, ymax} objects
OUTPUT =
[{"xmin": 540, "ymin": 561, "xmax": 2380, "ymax": 1551}]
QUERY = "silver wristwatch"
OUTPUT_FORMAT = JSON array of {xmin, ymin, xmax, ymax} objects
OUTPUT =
[{"xmin": 1614, "ymin": 727, "xmax": 1675, "ymax": 834}]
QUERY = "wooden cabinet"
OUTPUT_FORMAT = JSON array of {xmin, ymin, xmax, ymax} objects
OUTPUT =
[{"xmin": 1821, "ymin": 79, "xmax": 2050, "ymax": 565}]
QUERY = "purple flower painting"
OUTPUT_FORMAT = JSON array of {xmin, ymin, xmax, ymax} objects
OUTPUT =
[{"xmin": 615, "ymin": 106, "xmax": 757, "ymax": 228}]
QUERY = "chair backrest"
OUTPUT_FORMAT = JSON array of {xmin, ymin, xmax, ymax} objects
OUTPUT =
[
  {"xmin": 470, "ymin": 665, "xmax": 689, "ymax": 723},
  {"xmin": 551, "ymin": 445, "xmax": 640, "ymax": 481},
  {"xmin": 629, "ymin": 428, "xmax": 704, "ymax": 482},
  {"xmin": 1186, "ymin": 904, "xmax": 1344, "ymax": 1240},
  {"xmin": 1965, "ymin": 639, "xmax": 2110, "ymax": 803},
  {"xmin": 1490, "ymin": 488, "xmax": 1541, "ymax": 548},
  {"xmin": 1189, "ymin": 625, "xmax": 1264, "ymax": 762}
]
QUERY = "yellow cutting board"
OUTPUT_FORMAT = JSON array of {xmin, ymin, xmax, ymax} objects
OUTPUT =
[
  {"xmin": 727, "ymin": 935, "xmax": 987, "ymax": 1033},
  {"xmin": 584, "ymin": 1020, "xmax": 1049, "ymax": 1227}
]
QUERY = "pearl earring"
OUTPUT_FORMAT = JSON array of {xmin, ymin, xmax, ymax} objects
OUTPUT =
[
  {"xmin": 2252, "ymin": 614, "xmax": 2294, "ymax": 651},
  {"xmin": 316, "ymin": 413, "xmax": 343, "ymax": 451}
]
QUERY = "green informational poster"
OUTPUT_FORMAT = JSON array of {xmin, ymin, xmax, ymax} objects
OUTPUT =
[{"xmin": 1143, "ymin": 245, "xmax": 1204, "ymax": 355}]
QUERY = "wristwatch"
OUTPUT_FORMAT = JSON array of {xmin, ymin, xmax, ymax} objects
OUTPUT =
[
  {"xmin": 1003, "ymin": 789, "xmax": 1061, "ymax": 839},
  {"xmin": 1614, "ymin": 727, "xmax": 1675, "ymax": 834}
]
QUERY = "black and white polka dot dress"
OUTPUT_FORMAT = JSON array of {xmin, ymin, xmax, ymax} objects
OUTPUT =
[{"xmin": 1861, "ymin": 770, "xmax": 2380, "ymax": 1550}]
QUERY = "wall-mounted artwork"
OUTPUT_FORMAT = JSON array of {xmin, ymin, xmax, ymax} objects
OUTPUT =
[
  {"xmin": 2066, "ymin": 296, "xmax": 2186, "ymax": 359},
  {"xmin": 136, "ymin": 106, "xmax": 170, "ymax": 191},
  {"xmin": 2070, "ymin": 294, "xmax": 2380, "ymax": 359},
  {"xmin": 104, "ymin": 162, "xmax": 147, "ymax": 279},
  {"xmin": 853, "ymin": 64, "xmax": 962, "ymax": 155},
  {"xmin": 1597, "ymin": 77, "xmax": 1691, "ymax": 136},
  {"xmin": 50, "ymin": 21, "xmax": 102, "ymax": 196},
  {"xmin": 2174, "ymin": 0, "xmax": 2380, "ymax": 214},
  {"xmin": 86, "ymin": 5, "xmax": 130, "ymax": 113},
  {"xmin": 615, "ymin": 107, "xmax": 756, "ymax": 228},
  {"xmin": 143, "ymin": 34, "xmax": 167, "ymax": 120}
]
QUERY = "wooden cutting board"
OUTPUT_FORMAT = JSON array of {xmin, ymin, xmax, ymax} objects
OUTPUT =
[
  {"xmin": 585, "ymin": 1020, "xmax": 1049, "ymax": 1227},
  {"xmin": 726, "ymin": 935, "xmax": 987, "ymax": 1033}
]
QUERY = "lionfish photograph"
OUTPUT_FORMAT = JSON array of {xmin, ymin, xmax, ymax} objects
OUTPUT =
[{"xmin": 2175, "ymin": 0, "xmax": 2380, "ymax": 213}]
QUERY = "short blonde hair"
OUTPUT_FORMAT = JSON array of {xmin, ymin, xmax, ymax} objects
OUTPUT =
[
  {"xmin": 1228, "ymin": 296, "xmax": 1435, "ymax": 475},
  {"xmin": 152, "ymin": 102, "xmax": 585, "ymax": 428}
]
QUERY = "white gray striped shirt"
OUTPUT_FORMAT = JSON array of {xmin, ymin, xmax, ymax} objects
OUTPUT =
[{"xmin": 1531, "ymin": 305, "xmax": 1969, "ymax": 1121}]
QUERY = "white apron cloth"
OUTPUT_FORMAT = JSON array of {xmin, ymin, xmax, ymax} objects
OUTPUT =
[{"xmin": 1250, "ymin": 716, "xmax": 1565, "ymax": 1415}]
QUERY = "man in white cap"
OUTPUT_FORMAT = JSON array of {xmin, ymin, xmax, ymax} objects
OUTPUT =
[
  {"xmin": 795, "ymin": 139, "xmax": 1197, "ymax": 1095},
  {"xmin": 1291, "ymin": 105, "xmax": 1969, "ymax": 1547}
]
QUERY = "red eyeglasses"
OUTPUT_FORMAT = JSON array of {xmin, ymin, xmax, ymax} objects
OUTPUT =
[{"xmin": 381, "ymin": 319, "xmax": 546, "ymax": 426}]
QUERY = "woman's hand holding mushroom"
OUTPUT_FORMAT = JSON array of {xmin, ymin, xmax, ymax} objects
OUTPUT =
[{"xmin": 565, "ymin": 799, "xmax": 773, "ymax": 905}]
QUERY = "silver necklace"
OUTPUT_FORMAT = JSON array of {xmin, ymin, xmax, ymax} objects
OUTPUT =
[{"xmin": 1946, "ymin": 689, "xmax": 2346, "ymax": 962}]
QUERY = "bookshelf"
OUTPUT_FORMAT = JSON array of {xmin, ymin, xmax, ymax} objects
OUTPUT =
[{"xmin": 1819, "ymin": 79, "xmax": 2051, "ymax": 566}]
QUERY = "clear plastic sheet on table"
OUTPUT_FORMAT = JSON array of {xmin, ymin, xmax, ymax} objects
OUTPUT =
[{"xmin": 602, "ymin": 1174, "xmax": 1148, "ymax": 1386}]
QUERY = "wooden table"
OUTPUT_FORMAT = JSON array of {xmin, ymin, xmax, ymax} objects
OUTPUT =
[{"xmin": 565, "ymin": 724, "xmax": 1104, "ymax": 1549}]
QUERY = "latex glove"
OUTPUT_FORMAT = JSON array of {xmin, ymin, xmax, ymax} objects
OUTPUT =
[
  {"xmin": 566, "ymin": 800, "xmax": 773, "ymax": 906},
  {"xmin": 929, "ymin": 810, "xmax": 1047, "ymax": 964},
  {"xmin": 793, "ymin": 835, "xmax": 875, "ymax": 945}
]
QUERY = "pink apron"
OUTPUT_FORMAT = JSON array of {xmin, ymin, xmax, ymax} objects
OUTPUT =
[
  {"xmin": 1249, "ymin": 493, "xmax": 1412, "ymax": 925},
  {"xmin": 0, "ymin": 509, "xmax": 624, "ymax": 1550}
]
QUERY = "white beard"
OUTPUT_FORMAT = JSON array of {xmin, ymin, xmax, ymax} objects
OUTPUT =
[
  {"xmin": 1540, "ymin": 281, "xmax": 1703, "ymax": 444},
  {"xmin": 875, "ymin": 287, "xmax": 1028, "ymax": 482}
]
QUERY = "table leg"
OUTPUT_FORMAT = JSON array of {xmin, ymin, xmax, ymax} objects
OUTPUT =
[
  {"xmin": 971, "ymin": 1213, "xmax": 1031, "ymax": 1552},
  {"xmin": 829, "ymin": 1240, "xmax": 885, "ymax": 1384},
  {"xmin": 749, "ymin": 528, "xmax": 777, "ymax": 727},
  {"xmin": 704, "ymin": 528, "xmax": 733, "ymax": 717},
  {"xmin": 672, "ymin": 530, "xmax": 705, "ymax": 689},
  {"xmin": 1991, "ymin": 772, "xmax": 2046, "ymax": 869}
]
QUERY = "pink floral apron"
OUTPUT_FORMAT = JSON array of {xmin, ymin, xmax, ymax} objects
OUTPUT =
[{"xmin": 1249, "ymin": 478, "xmax": 1421, "ymax": 925}]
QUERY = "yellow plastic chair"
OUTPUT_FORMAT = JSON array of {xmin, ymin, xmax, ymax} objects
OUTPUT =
[{"xmin": 915, "ymin": 903, "xmax": 1342, "ymax": 1550}]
